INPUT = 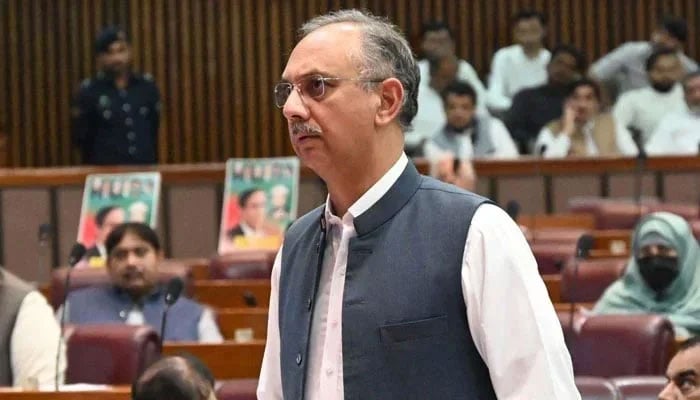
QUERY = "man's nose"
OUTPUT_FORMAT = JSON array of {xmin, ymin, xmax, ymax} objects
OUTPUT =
[{"xmin": 282, "ymin": 88, "xmax": 310, "ymax": 121}]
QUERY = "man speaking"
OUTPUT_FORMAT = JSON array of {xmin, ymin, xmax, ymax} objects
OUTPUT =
[{"xmin": 258, "ymin": 9, "xmax": 579, "ymax": 400}]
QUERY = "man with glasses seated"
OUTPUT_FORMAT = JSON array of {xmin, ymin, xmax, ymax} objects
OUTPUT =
[{"xmin": 259, "ymin": 9, "xmax": 579, "ymax": 400}]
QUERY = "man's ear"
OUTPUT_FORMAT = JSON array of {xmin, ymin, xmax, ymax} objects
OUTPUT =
[{"xmin": 375, "ymin": 78, "xmax": 404, "ymax": 127}]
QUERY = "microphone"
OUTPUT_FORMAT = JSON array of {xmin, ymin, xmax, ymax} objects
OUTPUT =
[
  {"xmin": 505, "ymin": 200, "xmax": 521, "ymax": 221},
  {"xmin": 56, "ymin": 243, "xmax": 86, "ymax": 390},
  {"xmin": 243, "ymin": 291, "xmax": 258, "ymax": 307},
  {"xmin": 567, "ymin": 234, "xmax": 594, "ymax": 350},
  {"xmin": 160, "ymin": 277, "xmax": 184, "ymax": 346},
  {"xmin": 37, "ymin": 224, "xmax": 52, "ymax": 286}
]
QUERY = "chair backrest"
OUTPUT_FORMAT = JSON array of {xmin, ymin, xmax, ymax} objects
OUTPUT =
[
  {"xmin": 568, "ymin": 198, "xmax": 653, "ymax": 230},
  {"xmin": 571, "ymin": 315, "xmax": 675, "ymax": 378},
  {"xmin": 575, "ymin": 376, "xmax": 620, "ymax": 400},
  {"xmin": 208, "ymin": 250, "xmax": 276, "ymax": 279},
  {"xmin": 215, "ymin": 379, "xmax": 258, "ymax": 400},
  {"xmin": 530, "ymin": 243, "xmax": 575, "ymax": 274},
  {"xmin": 651, "ymin": 203, "xmax": 699, "ymax": 221},
  {"xmin": 561, "ymin": 258, "xmax": 627, "ymax": 303},
  {"xmin": 611, "ymin": 376, "xmax": 667, "ymax": 400},
  {"xmin": 51, "ymin": 262, "xmax": 192, "ymax": 308},
  {"xmin": 65, "ymin": 323, "xmax": 161, "ymax": 385}
]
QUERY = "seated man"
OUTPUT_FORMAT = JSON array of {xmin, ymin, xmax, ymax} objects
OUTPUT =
[
  {"xmin": 613, "ymin": 48, "xmax": 687, "ymax": 144},
  {"xmin": 487, "ymin": 10, "xmax": 551, "ymax": 114},
  {"xmin": 0, "ymin": 267, "xmax": 65, "ymax": 387},
  {"xmin": 659, "ymin": 336, "xmax": 700, "ymax": 399},
  {"xmin": 424, "ymin": 81, "xmax": 518, "ymax": 160},
  {"xmin": 647, "ymin": 70, "xmax": 700, "ymax": 155},
  {"xmin": 590, "ymin": 15, "xmax": 697, "ymax": 95},
  {"xmin": 505, "ymin": 44, "xmax": 587, "ymax": 154},
  {"xmin": 132, "ymin": 355, "xmax": 217, "ymax": 400},
  {"xmin": 535, "ymin": 78, "xmax": 638, "ymax": 157},
  {"xmin": 595, "ymin": 212, "xmax": 700, "ymax": 338},
  {"xmin": 63, "ymin": 222, "xmax": 223, "ymax": 343},
  {"xmin": 408, "ymin": 21, "xmax": 488, "ymax": 153}
]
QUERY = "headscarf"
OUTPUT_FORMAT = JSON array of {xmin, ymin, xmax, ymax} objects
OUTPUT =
[{"xmin": 594, "ymin": 212, "xmax": 700, "ymax": 335}]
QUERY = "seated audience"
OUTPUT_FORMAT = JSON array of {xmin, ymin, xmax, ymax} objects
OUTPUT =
[
  {"xmin": 613, "ymin": 48, "xmax": 686, "ymax": 144},
  {"xmin": 84, "ymin": 205, "xmax": 126, "ymax": 267},
  {"xmin": 63, "ymin": 223, "xmax": 223, "ymax": 343},
  {"xmin": 487, "ymin": 10, "xmax": 551, "ymax": 114},
  {"xmin": 132, "ymin": 355, "xmax": 216, "ymax": 400},
  {"xmin": 647, "ymin": 70, "xmax": 700, "ymax": 155},
  {"xmin": 0, "ymin": 267, "xmax": 65, "ymax": 387},
  {"xmin": 590, "ymin": 15, "xmax": 697, "ymax": 95},
  {"xmin": 505, "ymin": 44, "xmax": 586, "ymax": 154},
  {"xmin": 424, "ymin": 81, "xmax": 518, "ymax": 159},
  {"xmin": 535, "ymin": 78, "xmax": 637, "ymax": 157},
  {"xmin": 594, "ymin": 212, "xmax": 700, "ymax": 338},
  {"xmin": 659, "ymin": 336, "xmax": 700, "ymax": 399},
  {"xmin": 409, "ymin": 21, "xmax": 487, "ymax": 153}
]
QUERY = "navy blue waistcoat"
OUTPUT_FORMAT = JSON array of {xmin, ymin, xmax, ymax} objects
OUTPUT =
[
  {"xmin": 279, "ymin": 162, "xmax": 497, "ymax": 400},
  {"xmin": 67, "ymin": 285, "xmax": 203, "ymax": 341}
]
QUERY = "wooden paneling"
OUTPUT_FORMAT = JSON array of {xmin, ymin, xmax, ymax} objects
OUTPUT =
[{"xmin": 1, "ymin": 0, "xmax": 698, "ymax": 166}]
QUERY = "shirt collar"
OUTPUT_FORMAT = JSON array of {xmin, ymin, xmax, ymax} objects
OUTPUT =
[{"xmin": 324, "ymin": 153, "xmax": 409, "ymax": 222}]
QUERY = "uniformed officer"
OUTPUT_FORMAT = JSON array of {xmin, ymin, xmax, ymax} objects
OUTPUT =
[{"xmin": 72, "ymin": 27, "xmax": 161, "ymax": 165}]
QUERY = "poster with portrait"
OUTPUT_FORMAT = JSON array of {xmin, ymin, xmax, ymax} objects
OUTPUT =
[
  {"xmin": 77, "ymin": 172, "xmax": 161, "ymax": 267},
  {"xmin": 218, "ymin": 157, "xmax": 299, "ymax": 254}
]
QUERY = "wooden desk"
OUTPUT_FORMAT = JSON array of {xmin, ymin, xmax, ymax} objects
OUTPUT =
[
  {"xmin": 193, "ymin": 280, "xmax": 271, "ymax": 308},
  {"xmin": 163, "ymin": 340, "xmax": 265, "ymax": 380},
  {"xmin": 216, "ymin": 308, "xmax": 268, "ymax": 341},
  {"xmin": 542, "ymin": 274, "xmax": 561, "ymax": 303},
  {"xmin": 519, "ymin": 213, "xmax": 596, "ymax": 230},
  {"xmin": 0, "ymin": 387, "xmax": 130, "ymax": 399}
]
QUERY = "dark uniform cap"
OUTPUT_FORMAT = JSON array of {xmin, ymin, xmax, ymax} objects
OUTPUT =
[{"xmin": 94, "ymin": 27, "xmax": 128, "ymax": 54}]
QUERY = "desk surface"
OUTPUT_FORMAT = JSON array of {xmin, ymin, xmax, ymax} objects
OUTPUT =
[
  {"xmin": 0, "ymin": 155, "xmax": 697, "ymax": 187},
  {"xmin": 0, "ymin": 386, "xmax": 130, "ymax": 399}
]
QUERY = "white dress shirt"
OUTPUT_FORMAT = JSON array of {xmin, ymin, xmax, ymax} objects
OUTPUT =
[
  {"xmin": 12, "ymin": 291, "xmax": 66, "ymax": 388},
  {"xmin": 646, "ymin": 111, "xmax": 700, "ymax": 155},
  {"xmin": 535, "ymin": 119, "xmax": 639, "ymax": 158},
  {"xmin": 423, "ymin": 119, "xmax": 519, "ymax": 160},
  {"xmin": 613, "ymin": 84, "xmax": 687, "ymax": 144},
  {"xmin": 408, "ymin": 59, "xmax": 488, "ymax": 148},
  {"xmin": 487, "ymin": 45, "xmax": 551, "ymax": 111},
  {"xmin": 258, "ymin": 153, "xmax": 580, "ymax": 400}
]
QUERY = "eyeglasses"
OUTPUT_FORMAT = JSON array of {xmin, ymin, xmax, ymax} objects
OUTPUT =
[{"xmin": 273, "ymin": 74, "xmax": 385, "ymax": 108}]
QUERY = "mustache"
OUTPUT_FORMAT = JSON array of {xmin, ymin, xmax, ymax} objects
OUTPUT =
[{"xmin": 290, "ymin": 122, "xmax": 322, "ymax": 136}]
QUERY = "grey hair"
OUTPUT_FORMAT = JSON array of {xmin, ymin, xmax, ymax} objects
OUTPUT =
[{"xmin": 299, "ymin": 9, "xmax": 420, "ymax": 132}]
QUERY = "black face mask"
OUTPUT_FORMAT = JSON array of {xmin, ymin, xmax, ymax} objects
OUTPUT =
[
  {"xmin": 637, "ymin": 256, "xmax": 679, "ymax": 293},
  {"xmin": 651, "ymin": 81, "xmax": 675, "ymax": 93}
]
